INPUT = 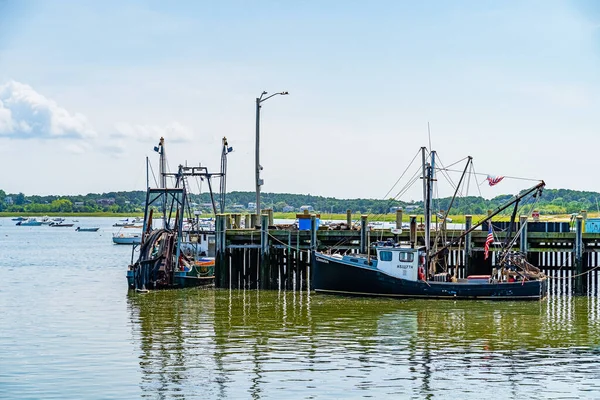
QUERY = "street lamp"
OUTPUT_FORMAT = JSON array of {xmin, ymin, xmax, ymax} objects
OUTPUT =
[{"xmin": 255, "ymin": 90, "xmax": 289, "ymax": 214}]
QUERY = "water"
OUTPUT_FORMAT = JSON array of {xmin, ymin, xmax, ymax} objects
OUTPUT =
[{"xmin": 1, "ymin": 217, "xmax": 600, "ymax": 399}]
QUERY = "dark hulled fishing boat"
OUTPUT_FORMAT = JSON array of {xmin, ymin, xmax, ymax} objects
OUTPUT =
[
  {"xmin": 313, "ymin": 147, "xmax": 548, "ymax": 300},
  {"xmin": 126, "ymin": 137, "xmax": 232, "ymax": 291}
]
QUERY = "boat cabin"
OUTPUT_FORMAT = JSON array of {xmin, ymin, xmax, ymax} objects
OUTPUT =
[{"xmin": 375, "ymin": 246, "xmax": 426, "ymax": 282}]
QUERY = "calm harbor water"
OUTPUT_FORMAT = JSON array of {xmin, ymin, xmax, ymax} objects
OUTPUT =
[{"xmin": 1, "ymin": 217, "xmax": 600, "ymax": 399}]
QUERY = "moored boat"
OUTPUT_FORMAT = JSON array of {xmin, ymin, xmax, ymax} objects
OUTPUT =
[
  {"xmin": 76, "ymin": 227, "xmax": 100, "ymax": 232},
  {"xmin": 113, "ymin": 232, "xmax": 142, "ymax": 245},
  {"xmin": 313, "ymin": 147, "xmax": 548, "ymax": 301},
  {"xmin": 16, "ymin": 218, "xmax": 42, "ymax": 226},
  {"xmin": 126, "ymin": 137, "xmax": 230, "ymax": 291},
  {"xmin": 49, "ymin": 222, "xmax": 75, "ymax": 227}
]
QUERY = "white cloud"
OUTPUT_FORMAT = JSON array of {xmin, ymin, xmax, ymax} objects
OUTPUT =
[
  {"xmin": 0, "ymin": 80, "xmax": 97, "ymax": 140},
  {"xmin": 113, "ymin": 121, "xmax": 193, "ymax": 143}
]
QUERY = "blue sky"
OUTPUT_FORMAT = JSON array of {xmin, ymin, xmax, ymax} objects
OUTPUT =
[{"xmin": 0, "ymin": 0, "xmax": 598, "ymax": 200}]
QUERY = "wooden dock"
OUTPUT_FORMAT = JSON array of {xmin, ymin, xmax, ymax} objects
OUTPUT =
[{"xmin": 214, "ymin": 212, "xmax": 600, "ymax": 295}]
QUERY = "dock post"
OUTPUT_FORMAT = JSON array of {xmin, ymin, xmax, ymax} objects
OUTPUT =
[
  {"xmin": 464, "ymin": 215, "xmax": 472, "ymax": 277},
  {"xmin": 519, "ymin": 215, "xmax": 528, "ymax": 254},
  {"xmin": 250, "ymin": 213, "xmax": 258, "ymax": 229},
  {"xmin": 234, "ymin": 213, "xmax": 242, "ymax": 229},
  {"xmin": 215, "ymin": 214, "xmax": 228, "ymax": 288},
  {"xmin": 346, "ymin": 209, "xmax": 352, "ymax": 228},
  {"xmin": 265, "ymin": 208, "xmax": 274, "ymax": 226},
  {"xmin": 409, "ymin": 215, "xmax": 417, "ymax": 248},
  {"xmin": 360, "ymin": 215, "xmax": 368, "ymax": 253},
  {"xmin": 260, "ymin": 213, "xmax": 270, "ymax": 290},
  {"xmin": 244, "ymin": 214, "xmax": 251, "ymax": 229},
  {"xmin": 396, "ymin": 208, "xmax": 403, "ymax": 229},
  {"xmin": 310, "ymin": 214, "xmax": 317, "ymax": 252},
  {"xmin": 575, "ymin": 215, "xmax": 584, "ymax": 295},
  {"xmin": 225, "ymin": 214, "xmax": 232, "ymax": 229}
]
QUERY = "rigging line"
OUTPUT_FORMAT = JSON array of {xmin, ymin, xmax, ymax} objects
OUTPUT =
[
  {"xmin": 380, "ymin": 148, "xmax": 423, "ymax": 200},
  {"xmin": 148, "ymin": 159, "xmax": 159, "ymax": 188},
  {"xmin": 437, "ymin": 167, "xmax": 542, "ymax": 183},
  {"xmin": 471, "ymin": 163, "xmax": 484, "ymax": 199},
  {"xmin": 435, "ymin": 156, "xmax": 470, "ymax": 171},
  {"xmin": 364, "ymin": 167, "xmax": 423, "ymax": 224}
]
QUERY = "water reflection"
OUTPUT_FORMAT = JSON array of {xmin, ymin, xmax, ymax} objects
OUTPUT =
[{"xmin": 128, "ymin": 291, "xmax": 600, "ymax": 399}]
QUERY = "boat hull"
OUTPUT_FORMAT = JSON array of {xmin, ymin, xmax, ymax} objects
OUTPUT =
[
  {"xmin": 113, "ymin": 236, "xmax": 142, "ymax": 245},
  {"xmin": 313, "ymin": 254, "xmax": 548, "ymax": 300},
  {"xmin": 127, "ymin": 264, "xmax": 215, "ymax": 290}
]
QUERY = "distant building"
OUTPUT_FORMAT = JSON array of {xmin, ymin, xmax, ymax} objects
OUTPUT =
[
  {"xmin": 247, "ymin": 202, "xmax": 256, "ymax": 210},
  {"xmin": 299, "ymin": 205, "xmax": 314, "ymax": 212},
  {"xmin": 4, "ymin": 196, "xmax": 13, "ymax": 205},
  {"xmin": 389, "ymin": 206, "xmax": 402, "ymax": 213},
  {"xmin": 405, "ymin": 205, "xmax": 419, "ymax": 212},
  {"xmin": 96, "ymin": 198, "xmax": 116, "ymax": 206},
  {"xmin": 231, "ymin": 204, "xmax": 245, "ymax": 210},
  {"xmin": 74, "ymin": 201, "xmax": 84, "ymax": 208},
  {"xmin": 282, "ymin": 205, "xmax": 295, "ymax": 213}
]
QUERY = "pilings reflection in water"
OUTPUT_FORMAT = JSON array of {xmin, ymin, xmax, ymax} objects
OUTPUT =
[{"xmin": 127, "ymin": 288, "xmax": 600, "ymax": 399}]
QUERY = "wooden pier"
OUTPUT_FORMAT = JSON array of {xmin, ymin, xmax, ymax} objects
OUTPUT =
[{"xmin": 214, "ymin": 212, "xmax": 600, "ymax": 295}]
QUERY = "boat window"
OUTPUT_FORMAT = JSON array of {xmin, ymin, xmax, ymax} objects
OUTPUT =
[
  {"xmin": 350, "ymin": 258, "xmax": 359, "ymax": 263},
  {"xmin": 399, "ymin": 252, "xmax": 414, "ymax": 262},
  {"xmin": 379, "ymin": 251, "xmax": 393, "ymax": 261}
]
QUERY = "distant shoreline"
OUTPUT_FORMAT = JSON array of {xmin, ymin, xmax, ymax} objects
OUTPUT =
[{"xmin": 0, "ymin": 211, "xmax": 584, "ymax": 223}]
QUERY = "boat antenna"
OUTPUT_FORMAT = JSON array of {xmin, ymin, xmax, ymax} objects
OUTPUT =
[{"xmin": 427, "ymin": 122, "xmax": 432, "ymax": 152}]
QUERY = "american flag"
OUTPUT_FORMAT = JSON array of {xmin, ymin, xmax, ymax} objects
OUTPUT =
[
  {"xmin": 487, "ymin": 175, "xmax": 504, "ymax": 186},
  {"xmin": 484, "ymin": 222, "xmax": 494, "ymax": 260}
]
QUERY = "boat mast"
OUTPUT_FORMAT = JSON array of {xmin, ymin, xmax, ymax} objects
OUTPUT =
[
  {"xmin": 219, "ymin": 137, "xmax": 229, "ymax": 214},
  {"xmin": 158, "ymin": 137, "xmax": 167, "ymax": 225},
  {"xmin": 421, "ymin": 147, "xmax": 428, "ymax": 253},
  {"xmin": 423, "ymin": 149, "xmax": 435, "ymax": 259}
]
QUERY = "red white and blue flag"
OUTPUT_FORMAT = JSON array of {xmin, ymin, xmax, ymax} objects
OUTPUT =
[
  {"xmin": 487, "ymin": 175, "xmax": 504, "ymax": 186},
  {"xmin": 484, "ymin": 222, "xmax": 494, "ymax": 260}
]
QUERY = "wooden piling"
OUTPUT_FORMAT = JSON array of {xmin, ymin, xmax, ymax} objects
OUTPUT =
[
  {"xmin": 244, "ymin": 214, "xmax": 251, "ymax": 229},
  {"xmin": 396, "ymin": 208, "xmax": 403, "ymax": 229},
  {"xmin": 410, "ymin": 215, "xmax": 417, "ymax": 248},
  {"xmin": 519, "ymin": 215, "xmax": 528, "ymax": 254},
  {"xmin": 360, "ymin": 215, "xmax": 368, "ymax": 254},
  {"xmin": 465, "ymin": 215, "xmax": 472, "ymax": 277},
  {"xmin": 346, "ymin": 209, "xmax": 352, "ymax": 228},
  {"xmin": 215, "ymin": 214, "xmax": 228, "ymax": 288},
  {"xmin": 234, "ymin": 213, "xmax": 242, "ymax": 229},
  {"xmin": 260, "ymin": 214, "xmax": 270, "ymax": 289},
  {"xmin": 575, "ymin": 216, "xmax": 583, "ymax": 295}
]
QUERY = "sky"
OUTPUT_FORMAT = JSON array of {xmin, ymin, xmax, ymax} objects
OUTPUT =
[{"xmin": 0, "ymin": 0, "xmax": 599, "ymax": 202}]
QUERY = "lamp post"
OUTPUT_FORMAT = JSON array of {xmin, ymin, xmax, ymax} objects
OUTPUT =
[{"xmin": 255, "ymin": 90, "xmax": 289, "ymax": 214}]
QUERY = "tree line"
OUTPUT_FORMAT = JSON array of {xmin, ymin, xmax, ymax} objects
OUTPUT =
[{"xmin": 0, "ymin": 188, "xmax": 597, "ymax": 215}]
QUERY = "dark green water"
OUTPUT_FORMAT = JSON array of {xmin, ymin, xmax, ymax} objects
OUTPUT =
[{"xmin": 1, "ymin": 218, "xmax": 600, "ymax": 399}]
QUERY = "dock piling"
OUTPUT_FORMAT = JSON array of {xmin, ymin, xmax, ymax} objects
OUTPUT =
[
  {"xmin": 465, "ymin": 215, "xmax": 472, "ymax": 277},
  {"xmin": 575, "ymin": 216, "xmax": 584, "ymax": 295},
  {"xmin": 360, "ymin": 215, "xmax": 368, "ymax": 253}
]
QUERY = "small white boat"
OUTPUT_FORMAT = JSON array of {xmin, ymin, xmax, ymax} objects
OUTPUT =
[{"xmin": 113, "ymin": 232, "xmax": 142, "ymax": 245}]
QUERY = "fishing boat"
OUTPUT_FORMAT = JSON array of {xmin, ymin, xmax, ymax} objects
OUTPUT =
[
  {"xmin": 313, "ymin": 147, "xmax": 548, "ymax": 300},
  {"xmin": 126, "ymin": 136, "xmax": 231, "ymax": 291},
  {"xmin": 11, "ymin": 216, "xmax": 26, "ymax": 221},
  {"xmin": 76, "ymin": 227, "xmax": 100, "ymax": 232}
]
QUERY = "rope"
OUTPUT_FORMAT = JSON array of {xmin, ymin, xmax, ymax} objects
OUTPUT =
[{"xmin": 547, "ymin": 264, "xmax": 600, "ymax": 280}]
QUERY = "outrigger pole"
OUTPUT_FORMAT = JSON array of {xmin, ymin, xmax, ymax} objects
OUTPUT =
[{"xmin": 430, "ymin": 180, "xmax": 545, "ymax": 261}]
